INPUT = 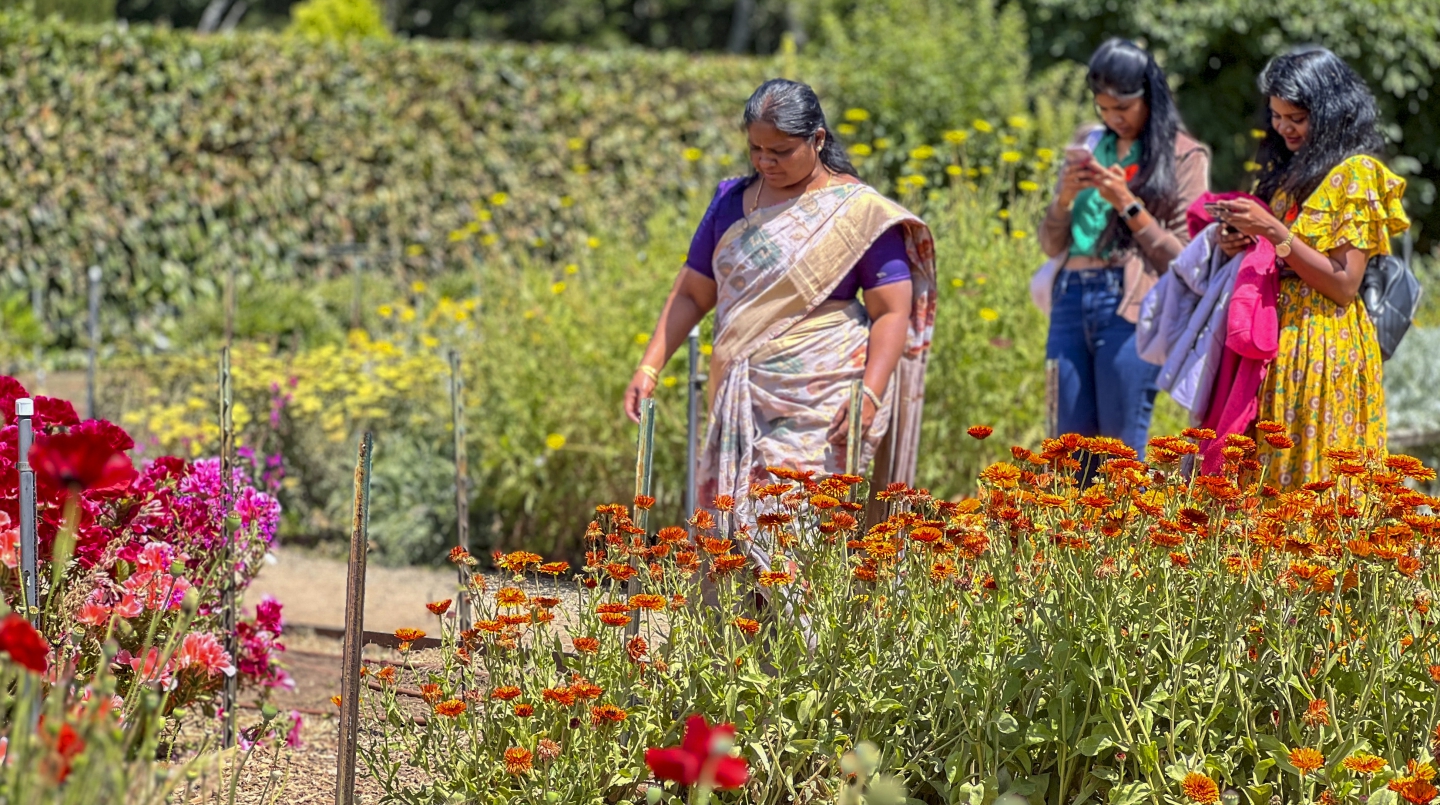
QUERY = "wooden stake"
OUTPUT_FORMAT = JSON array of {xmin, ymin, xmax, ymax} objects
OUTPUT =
[
  {"xmin": 626, "ymin": 398, "xmax": 656, "ymax": 639},
  {"xmin": 219, "ymin": 347, "xmax": 237, "ymax": 748},
  {"xmin": 336, "ymin": 432, "xmax": 374, "ymax": 805},
  {"xmin": 845, "ymin": 380, "xmax": 864, "ymax": 477},
  {"xmin": 448, "ymin": 350, "xmax": 471, "ymax": 627}
]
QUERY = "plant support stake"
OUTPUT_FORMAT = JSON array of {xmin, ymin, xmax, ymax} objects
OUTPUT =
[
  {"xmin": 336, "ymin": 432, "xmax": 374, "ymax": 805},
  {"xmin": 845, "ymin": 380, "xmax": 864, "ymax": 479},
  {"xmin": 16, "ymin": 398, "xmax": 38, "ymax": 624},
  {"xmin": 1044, "ymin": 358, "xmax": 1059, "ymax": 439},
  {"xmin": 219, "ymin": 348, "xmax": 238, "ymax": 748},
  {"xmin": 627, "ymin": 398, "xmax": 656, "ymax": 639},
  {"xmin": 448, "ymin": 350, "xmax": 471, "ymax": 627},
  {"xmin": 86, "ymin": 266, "xmax": 101, "ymax": 420},
  {"xmin": 685, "ymin": 325, "xmax": 702, "ymax": 528}
]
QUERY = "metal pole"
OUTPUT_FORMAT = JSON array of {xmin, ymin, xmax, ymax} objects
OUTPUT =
[
  {"xmin": 86, "ymin": 266, "xmax": 101, "ymax": 421},
  {"xmin": 1044, "ymin": 358, "xmax": 1060, "ymax": 439},
  {"xmin": 685, "ymin": 326, "xmax": 701, "ymax": 524},
  {"xmin": 16, "ymin": 398, "xmax": 38, "ymax": 625},
  {"xmin": 626, "ymin": 398, "xmax": 656, "ymax": 639},
  {"xmin": 336, "ymin": 432, "xmax": 375, "ymax": 805},
  {"xmin": 844, "ymin": 380, "xmax": 864, "ymax": 478},
  {"xmin": 448, "ymin": 350, "xmax": 471, "ymax": 628},
  {"xmin": 219, "ymin": 348, "xmax": 237, "ymax": 748},
  {"xmin": 224, "ymin": 261, "xmax": 236, "ymax": 347}
]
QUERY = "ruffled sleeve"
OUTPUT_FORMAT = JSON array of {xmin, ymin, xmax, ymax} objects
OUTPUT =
[{"xmin": 1292, "ymin": 155, "xmax": 1409, "ymax": 255}]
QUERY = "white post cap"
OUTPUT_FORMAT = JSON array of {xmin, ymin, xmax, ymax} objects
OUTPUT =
[{"xmin": 14, "ymin": 398, "xmax": 32, "ymax": 417}]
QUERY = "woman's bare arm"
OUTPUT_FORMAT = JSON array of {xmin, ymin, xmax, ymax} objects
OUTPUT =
[
  {"xmin": 624, "ymin": 268, "xmax": 718, "ymax": 422},
  {"xmin": 826, "ymin": 280, "xmax": 913, "ymax": 446}
]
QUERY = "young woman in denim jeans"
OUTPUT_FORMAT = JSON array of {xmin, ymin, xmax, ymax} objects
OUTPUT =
[{"xmin": 1038, "ymin": 39, "xmax": 1210, "ymax": 462}]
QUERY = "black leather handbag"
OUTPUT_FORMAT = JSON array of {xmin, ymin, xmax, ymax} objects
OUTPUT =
[{"xmin": 1360, "ymin": 233, "xmax": 1423, "ymax": 360}]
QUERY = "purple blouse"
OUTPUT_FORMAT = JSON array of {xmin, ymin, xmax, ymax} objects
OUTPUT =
[{"xmin": 684, "ymin": 177, "xmax": 911, "ymax": 300}]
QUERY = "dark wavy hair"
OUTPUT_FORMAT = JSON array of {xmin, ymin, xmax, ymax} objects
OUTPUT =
[
  {"xmin": 741, "ymin": 79, "xmax": 858, "ymax": 179},
  {"xmin": 1085, "ymin": 38, "xmax": 1183, "ymax": 253},
  {"xmin": 1254, "ymin": 47, "xmax": 1385, "ymax": 206}
]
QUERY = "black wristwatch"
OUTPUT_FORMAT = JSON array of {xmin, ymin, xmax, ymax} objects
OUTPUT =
[{"xmin": 1119, "ymin": 199, "xmax": 1145, "ymax": 221}]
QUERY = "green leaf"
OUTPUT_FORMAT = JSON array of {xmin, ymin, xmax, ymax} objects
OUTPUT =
[
  {"xmin": 994, "ymin": 712, "xmax": 1020, "ymax": 734},
  {"xmin": 1108, "ymin": 781, "xmax": 1152, "ymax": 805},
  {"xmin": 1077, "ymin": 733, "xmax": 1116, "ymax": 757}
]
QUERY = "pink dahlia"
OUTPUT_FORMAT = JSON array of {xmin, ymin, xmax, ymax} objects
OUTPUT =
[{"xmin": 173, "ymin": 632, "xmax": 236, "ymax": 678}]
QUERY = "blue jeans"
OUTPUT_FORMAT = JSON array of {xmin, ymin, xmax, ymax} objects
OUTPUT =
[{"xmin": 1046, "ymin": 267, "xmax": 1159, "ymax": 459}]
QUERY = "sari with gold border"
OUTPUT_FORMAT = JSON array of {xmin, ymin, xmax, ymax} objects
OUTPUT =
[{"xmin": 696, "ymin": 182, "xmax": 936, "ymax": 544}]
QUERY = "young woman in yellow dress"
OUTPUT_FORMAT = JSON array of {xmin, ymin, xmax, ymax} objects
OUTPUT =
[{"xmin": 1212, "ymin": 47, "xmax": 1409, "ymax": 489}]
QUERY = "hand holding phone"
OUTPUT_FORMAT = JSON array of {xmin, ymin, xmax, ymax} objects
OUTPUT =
[{"xmin": 1064, "ymin": 146, "xmax": 1094, "ymax": 166}]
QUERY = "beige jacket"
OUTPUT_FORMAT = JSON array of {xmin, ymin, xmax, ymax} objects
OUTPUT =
[{"xmin": 1038, "ymin": 126, "xmax": 1211, "ymax": 323}]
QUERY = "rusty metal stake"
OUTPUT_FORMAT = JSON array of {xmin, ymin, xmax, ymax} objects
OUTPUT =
[
  {"xmin": 335, "ymin": 432, "xmax": 374, "ymax": 805},
  {"xmin": 219, "ymin": 347, "xmax": 238, "ymax": 749},
  {"xmin": 448, "ymin": 350, "xmax": 471, "ymax": 628},
  {"xmin": 625, "ymin": 399, "xmax": 656, "ymax": 639},
  {"xmin": 845, "ymin": 380, "xmax": 864, "ymax": 481},
  {"xmin": 1045, "ymin": 358, "xmax": 1060, "ymax": 439}
]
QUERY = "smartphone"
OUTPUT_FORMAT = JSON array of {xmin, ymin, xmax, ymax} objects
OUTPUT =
[
  {"xmin": 1063, "ymin": 146, "xmax": 1094, "ymax": 166},
  {"xmin": 1203, "ymin": 203, "xmax": 1230, "ymax": 220}
]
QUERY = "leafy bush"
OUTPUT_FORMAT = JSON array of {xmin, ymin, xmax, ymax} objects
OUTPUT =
[
  {"xmin": 285, "ymin": 0, "xmax": 389, "ymax": 41},
  {"xmin": 358, "ymin": 437, "xmax": 1440, "ymax": 803}
]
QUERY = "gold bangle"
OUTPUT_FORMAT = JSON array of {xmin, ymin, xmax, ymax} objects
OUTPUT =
[{"xmin": 637, "ymin": 365, "xmax": 660, "ymax": 382}]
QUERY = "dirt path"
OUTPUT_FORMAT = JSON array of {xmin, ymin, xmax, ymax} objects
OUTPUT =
[{"xmin": 247, "ymin": 548, "xmax": 463, "ymax": 635}]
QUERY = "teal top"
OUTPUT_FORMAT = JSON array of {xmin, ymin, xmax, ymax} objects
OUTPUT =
[{"xmin": 1068, "ymin": 132, "xmax": 1142, "ymax": 258}]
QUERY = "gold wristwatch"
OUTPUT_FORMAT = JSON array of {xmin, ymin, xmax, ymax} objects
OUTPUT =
[{"xmin": 1275, "ymin": 231, "xmax": 1296, "ymax": 258}]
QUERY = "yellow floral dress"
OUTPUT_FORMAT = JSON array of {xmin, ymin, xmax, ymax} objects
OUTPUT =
[{"xmin": 1256, "ymin": 154, "xmax": 1409, "ymax": 489}]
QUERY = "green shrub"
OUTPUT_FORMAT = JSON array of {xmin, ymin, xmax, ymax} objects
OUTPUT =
[{"xmin": 285, "ymin": 0, "xmax": 389, "ymax": 41}]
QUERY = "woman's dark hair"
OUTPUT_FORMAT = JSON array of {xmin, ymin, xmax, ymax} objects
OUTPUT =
[
  {"xmin": 1254, "ymin": 47, "xmax": 1385, "ymax": 206},
  {"xmin": 742, "ymin": 79, "xmax": 858, "ymax": 179},
  {"xmin": 1085, "ymin": 38, "xmax": 1183, "ymax": 253}
]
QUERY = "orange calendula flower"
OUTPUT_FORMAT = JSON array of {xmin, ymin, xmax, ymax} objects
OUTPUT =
[
  {"xmin": 1181, "ymin": 772, "xmax": 1220, "ymax": 804},
  {"xmin": 449, "ymin": 546, "xmax": 477, "ymax": 566},
  {"xmin": 573, "ymin": 636, "xmax": 600, "ymax": 653},
  {"xmin": 1265, "ymin": 433, "xmax": 1295, "ymax": 450},
  {"xmin": 1290, "ymin": 747, "xmax": 1325, "ymax": 775},
  {"xmin": 967, "ymin": 425, "xmax": 994, "ymax": 440},
  {"xmin": 627, "ymin": 594, "xmax": 666, "ymax": 611},
  {"xmin": 498, "ymin": 551, "xmax": 543, "ymax": 572},
  {"xmin": 596, "ymin": 601, "xmax": 629, "ymax": 615},
  {"xmin": 394, "ymin": 628, "xmax": 426, "ymax": 642},
  {"xmin": 979, "ymin": 462, "xmax": 1022, "ymax": 488},
  {"xmin": 1342, "ymin": 753, "xmax": 1387, "ymax": 776},
  {"xmin": 1398, "ymin": 780, "xmax": 1439, "ymax": 805},
  {"xmin": 537, "ymin": 738, "xmax": 561, "ymax": 761},
  {"xmin": 604, "ymin": 563, "xmax": 638, "ymax": 582},
  {"xmin": 495, "ymin": 587, "xmax": 528, "ymax": 607},
  {"xmin": 426, "ymin": 599, "xmax": 452, "ymax": 615},
  {"xmin": 330, "ymin": 695, "xmax": 342, "ymax": 708},
  {"xmin": 514, "ymin": 703, "xmax": 535, "ymax": 717},
  {"xmin": 711, "ymin": 554, "xmax": 748, "ymax": 575},
  {"xmin": 599, "ymin": 612, "xmax": 632, "ymax": 628},
  {"xmin": 542, "ymin": 687, "xmax": 578, "ymax": 707},
  {"xmin": 490, "ymin": 686, "xmax": 522, "ymax": 701},
  {"xmin": 853, "ymin": 564, "xmax": 879, "ymax": 583},
  {"xmin": 538, "ymin": 561, "xmax": 571, "ymax": 576},
  {"xmin": 656, "ymin": 526, "xmax": 690, "ymax": 544},
  {"xmin": 633, "ymin": 494, "xmax": 656, "ymax": 510},
  {"xmin": 733, "ymin": 617, "xmax": 760, "ymax": 635},
  {"xmin": 758, "ymin": 570, "xmax": 794, "ymax": 586},
  {"xmin": 1303, "ymin": 699, "xmax": 1330, "ymax": 728},
  {"xmin": 1169, "ymin": 552, "xmax": 1191, "ymax": 568},
  {"xmin": 419, "ymin": 683, "xmax": 444, "ymax": 704},
  {"xmin": 433, "ymin": 699, "xmax": 466, "ymax": 718},
  {"xmin": 532, "ymin": 596, "xmax": 562, "ymax": 609},
  {"xmin": 376, "ymin": 666, "xmax": 397, "ymax": 683},
  {"xmin": 503, "ymin": 746, "xmax": 533, "ymax": 775},
  {"xmin": 810, "ymin": 494, "xmax": 841, "ymax": 510},
  {"xmin": 1256, "ymin": 420, "xmax": 1286, "ymax": 433},
  {"xmin": 626, "ymin": 635, "xmax": 649, "ymax": 662},
  {"xmin": 591, "ymin": 704, "xmax": 628, "ymax": 727},
  {"xmin": 570, "ymin": 681, "xmax": 603, "ymax": 701},
  {"xmin": 713, "ymin": 495, "xmax": 736, "ymax": 512}
]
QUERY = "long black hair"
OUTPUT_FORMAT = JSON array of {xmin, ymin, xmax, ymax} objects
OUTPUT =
[
  {"xmin": 1085, "ymin": 38, "xmax": 1183, "ymax": 253},
  {"xmin": 741, "ymin": 79, "xmax": 858, "ymax": 179},
  {"xmin": 1254, "ymin": 47, "xmax": 1385, "ymax": 207}
]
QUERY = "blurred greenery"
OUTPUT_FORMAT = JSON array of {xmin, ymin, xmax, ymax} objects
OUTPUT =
[
  {"xmin": 1020, "ymin": 0, "xmax": 1440, "ymax": 249},
  {"xmin": 0, "ymin": 0, "xmax": 114, "ymax": 22},
  {"xmin": 286, "ymin": 0, "xmax": 388, "ymax": 40}
]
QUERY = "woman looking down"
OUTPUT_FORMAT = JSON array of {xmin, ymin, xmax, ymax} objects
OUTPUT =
[{"xmin": 623, "ymin": 79, "xmax": 937, "ymax": 533}]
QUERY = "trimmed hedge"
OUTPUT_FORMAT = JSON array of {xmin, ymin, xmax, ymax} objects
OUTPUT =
[{"xmin": 0, "ymin": 14, "xmax": 766, "ymax": 346}]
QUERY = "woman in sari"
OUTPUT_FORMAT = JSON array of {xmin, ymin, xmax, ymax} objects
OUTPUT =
[
  {"xmin": 623, "ymin": 79, "xmax": 936, "ymax": 534},
  {"xmin": 1211, "ymin": 47, "xmax": 1408, "ymax": 489}
]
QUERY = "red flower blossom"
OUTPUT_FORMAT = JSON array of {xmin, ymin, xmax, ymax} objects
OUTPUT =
[
  {"xmin": 30, "ymin": 432, "xmax": 137, "ymax": 494},
  {"xmin": 967, "ymin": 425, "xmax": 994, "ymax": 440},
  {"xmin": 645, "ymin": 714, "xmax": 749, "ymax": 789},
  {"xmin": 426, "ymin": 599, "xmax": 452, "ymax": 615},
  {"xmin": 0, "ymin": 613, "xmax": 48, "ymax": 673}
]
